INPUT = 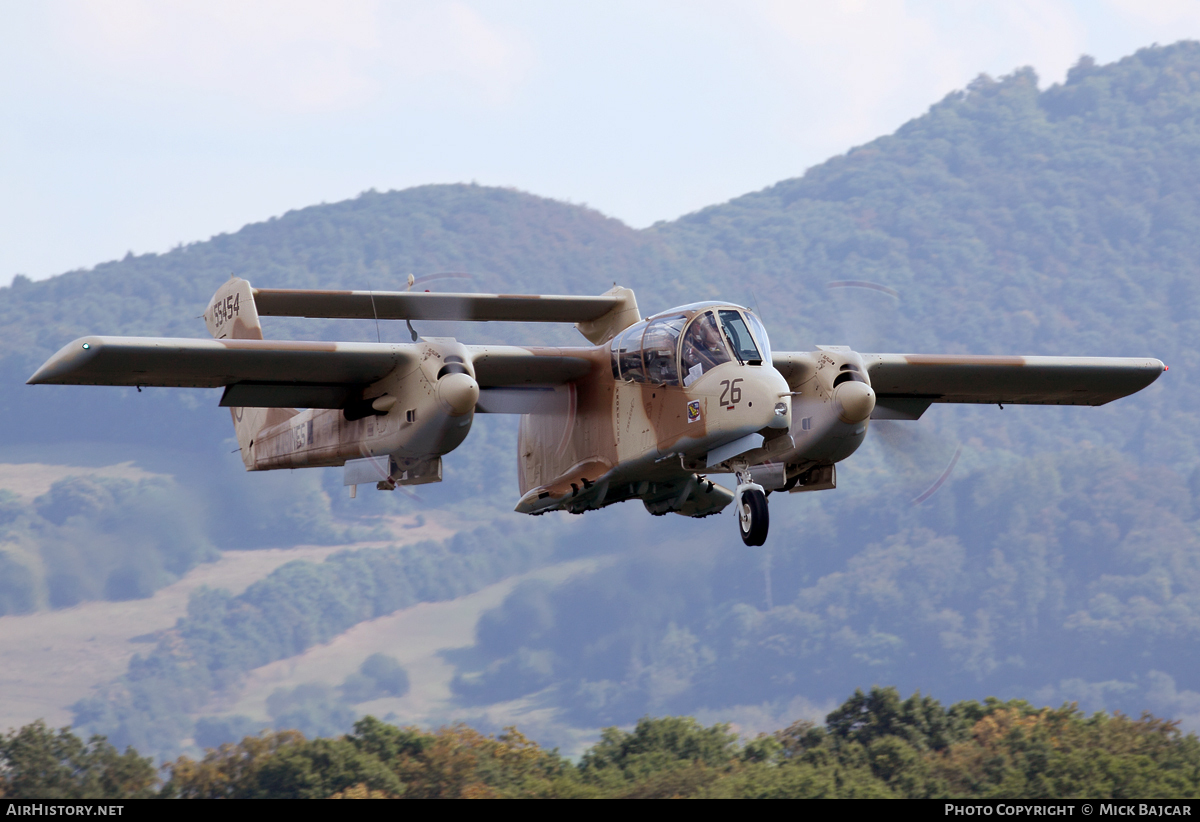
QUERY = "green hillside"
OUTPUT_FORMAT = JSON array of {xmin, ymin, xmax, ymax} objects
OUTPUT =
[{"xmin": 2, "ymin": 42, "xmax": 1199, "ymax": 759}]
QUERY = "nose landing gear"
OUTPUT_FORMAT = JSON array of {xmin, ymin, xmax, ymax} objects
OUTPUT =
[{"xmin": 734, "ymin": 462, "xmax": 769, "ymax": 546}]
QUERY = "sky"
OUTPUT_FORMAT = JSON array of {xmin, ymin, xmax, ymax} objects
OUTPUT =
[{"xmin": 2, "ymin": 0, "xmax": 1200, "ymax": 286}]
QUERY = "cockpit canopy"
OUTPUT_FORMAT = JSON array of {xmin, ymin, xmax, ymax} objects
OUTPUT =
[{"xmin": 610, "ymin": 305, "xmax": 772, "ymax": 386}]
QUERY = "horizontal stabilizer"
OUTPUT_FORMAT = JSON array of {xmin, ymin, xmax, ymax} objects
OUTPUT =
[{"xmin": 253, "ymin": 289, "xmax": 623, "ymax": 324}]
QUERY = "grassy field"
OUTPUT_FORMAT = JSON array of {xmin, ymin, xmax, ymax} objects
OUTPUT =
[
  {"xmin": 0, "ymin": 490, "xmax": 458, "ymax": 732},
  {"xmin": 212, "ymin": 557, "xmax": 606, "ymax": 749}
]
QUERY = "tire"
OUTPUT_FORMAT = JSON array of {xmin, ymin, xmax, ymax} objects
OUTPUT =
[{"xmin": 738, "ymin": 488, "xmax": 769, "ymax": 546}]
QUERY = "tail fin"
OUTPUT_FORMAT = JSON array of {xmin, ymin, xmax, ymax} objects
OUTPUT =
[
  {"xmin": 575, "ymin": 285, "xmax": 640, "ymax": 345},
  {"xmin": 204, "ymin": 276, "xmax": 263, "ymax": 340},
  {"xmin": 205, "ymin": 277, "xmax": 296, "ymax": 468}
]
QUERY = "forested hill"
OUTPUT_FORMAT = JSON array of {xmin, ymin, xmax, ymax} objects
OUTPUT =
[
  {"xmin": 0, "ymin": 186, "xmax": 667, "ymax": 448},
  {"xmin": 654, "ymin": 42, "xmax": 1200, "ymax": 468},
  {"xmin": 2, "ymin": 42, "xmax": 1200, "ymax": 756},
  {"xmin": 661, "ymin": 43, "xmax": 1200, "ymax": 360},
  {"xmin": 3, "ymin": 42, "xmax": 1196, "ymax": 465}
]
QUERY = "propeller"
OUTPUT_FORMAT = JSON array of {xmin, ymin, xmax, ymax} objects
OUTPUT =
[
  {"xmin": 825, "ymin": 279, "xmax": 963, "ymax": 505},
  {"xmin": 399, "ymin": 272, "xmax": 477, "ymax": 340},
  {"xmin": 825, "ymin": 280, "xmax": 901, "ymax": 355},
  {"xmin": 393, "ymin": 484, "xmax": 424, "ymax": 503},
  {"xmin": 871, "ymin": 420, "xmax": 963, "ymax": 505}
]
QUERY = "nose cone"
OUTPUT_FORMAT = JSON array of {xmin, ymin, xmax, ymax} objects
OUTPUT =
[
  {"xmin": 834, "ymin": 381, "xmax": 876, "ymax": 423},
  {"xmin": 438, "ymin": 372, "xmax": 480, "ymax": 416}
]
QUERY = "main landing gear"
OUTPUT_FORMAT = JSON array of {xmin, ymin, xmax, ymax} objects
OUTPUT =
[{"xmin": 734, "ymin": 462, "xmax": 769, "ymax": 546}]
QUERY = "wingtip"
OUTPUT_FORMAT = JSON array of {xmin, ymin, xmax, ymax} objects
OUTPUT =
[
  {"xmin": 26, "ymin": 358, "xmax": 59, "ymax": 385},
  {"xmin": 27, "ymin": 336, "xmax": 101, "ymax": 385}
]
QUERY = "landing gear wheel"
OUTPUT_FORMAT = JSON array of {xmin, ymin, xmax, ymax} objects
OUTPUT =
[{"xmin": 738, "ymin": 488, "xmax": 769, "ymax": 546}]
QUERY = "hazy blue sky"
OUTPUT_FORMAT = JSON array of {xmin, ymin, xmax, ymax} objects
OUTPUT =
[{"xmin": 2, "ymin": 1, "xmax": 1199, "ymax": 285}]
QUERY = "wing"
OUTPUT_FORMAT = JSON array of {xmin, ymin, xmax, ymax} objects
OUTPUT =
[
  {"xmin": 865, "ymin": 354, "xmax": 1165, "ymax": 418},
  {"xmin": 772, "ymin": 351, "xmax": 1165, "ymax": 420},
  {"xmin": 466, "ymin": 344, "xmax": 594, "ymax": 413},
  {"xmin": 28, "ymin": 336, "xmax": 594, "ymax": 409},
  {"xmin": 26, "ymin": 336, "xmax": 413, "ymax": 408},
  {"xmin": 253, "ymin": 288, "xmax": 623, "ymax": 323},
  {"xmin": 466, "ymin": 344, "xmax": 592, "ymax": 386}
]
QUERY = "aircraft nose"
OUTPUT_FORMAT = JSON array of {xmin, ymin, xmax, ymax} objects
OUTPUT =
[{"xmin": 834, "ymin": 381, "xmax": 875, "ymax": 423}]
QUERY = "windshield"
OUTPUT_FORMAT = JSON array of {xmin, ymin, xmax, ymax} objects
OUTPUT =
[
  {"xmin": 718, "ymin": 310, "xmax": 763, "ymax": 364},
  {"xmin": 642, "ymin": 314, "xmax": 686, "ymax": 384},
  {"xmin": 610, "ymin": 321, "xmax": 647, "ymax": 382},
  {"xmin": 680, "ymin": 311, "xmax": 731, "ymax": 385},
  {"xmin": 744, "ymin": 311, "xmax": 772, "ymax": 365}
]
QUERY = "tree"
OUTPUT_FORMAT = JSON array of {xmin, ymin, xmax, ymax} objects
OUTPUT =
[
  {"xmin": 163, "ymin": 729, "xmax": 403, "ymax": 799},
  {"xmin": 0, "ymin": 721, "xmax": 155, "ymax": 799}
]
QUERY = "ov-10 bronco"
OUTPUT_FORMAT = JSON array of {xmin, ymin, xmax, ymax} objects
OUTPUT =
[{"xmin": 28, "ymin": 277, "xmax": 1165, "ymax": 545}]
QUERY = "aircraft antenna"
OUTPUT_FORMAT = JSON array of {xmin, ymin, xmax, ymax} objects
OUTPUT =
[
  {"xmin": 404, "ymin": 273, "xmax": 418, "ymax": 341},
  {"xmin": 749, "ymin": 286, "xmax": 766, "ymax": 323},
  {"xmin": 366, "ymin": 280, "xmax": 382, "ymax": 343}
]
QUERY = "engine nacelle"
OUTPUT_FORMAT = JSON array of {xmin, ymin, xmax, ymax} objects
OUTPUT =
[{"xmin": 358, "ymin": 339, "xmax": 479, "ymax": 465}]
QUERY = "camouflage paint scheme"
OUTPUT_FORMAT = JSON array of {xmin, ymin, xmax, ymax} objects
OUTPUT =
[
  {"xmin": 219, "ymin": 278, "xmax": 792, "ymax": 518},
  {"xmin": 28, "ymin": 277, "xmax": 1166, "ymax": 535}
]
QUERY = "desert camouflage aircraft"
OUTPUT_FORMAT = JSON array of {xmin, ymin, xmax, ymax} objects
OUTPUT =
[{"xmin": 28, "ymin": 277, "xmax": 1165, "ymax": 545}]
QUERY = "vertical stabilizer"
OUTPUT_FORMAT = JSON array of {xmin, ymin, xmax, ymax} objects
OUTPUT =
[
  {"xmin": 204, "ymin": 276, "xmax": 263, "ymax": 340},
  {"xmin": 205, "ymin": 277, "xmax": 295, "ymax": 468},
  {"xmin": 575, "ymin": 285, "xmax": 640, "ymax": 345}
]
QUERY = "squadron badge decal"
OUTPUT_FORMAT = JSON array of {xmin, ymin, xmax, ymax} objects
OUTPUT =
[{"xmin": 687, "ymin": 399, "xmax": 702, "ymax": 423}]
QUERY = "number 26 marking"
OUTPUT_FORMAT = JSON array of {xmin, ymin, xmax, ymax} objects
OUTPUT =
[{"xmin": 719, "ymin": 378, "xmax": 743, "ymax": 406}]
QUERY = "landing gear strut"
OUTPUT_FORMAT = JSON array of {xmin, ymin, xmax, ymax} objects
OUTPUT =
[{"xmin": 734, "ymin": 463, "xmax": 769, "ymax": 546}]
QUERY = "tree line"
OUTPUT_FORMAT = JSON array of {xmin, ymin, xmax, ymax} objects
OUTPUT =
[{"xmin": 3, "ymin": 686, "xmax": 1197, "ymax": 799}]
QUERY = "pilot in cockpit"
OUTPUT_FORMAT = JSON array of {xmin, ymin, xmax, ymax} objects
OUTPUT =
[{"xmin": 681, "ymin": 311, "xmax": 731, "ymax": 386}]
